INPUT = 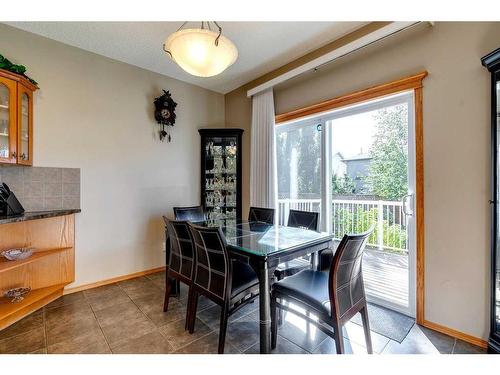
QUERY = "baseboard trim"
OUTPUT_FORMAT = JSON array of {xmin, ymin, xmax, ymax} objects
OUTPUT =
[
  {"xmin": 63, "ymin": 266, "xmax": 166, "ymax": 295},
  {"xmin": 422, "ymin": 319, "xmax": 487, "ymax": 349}
]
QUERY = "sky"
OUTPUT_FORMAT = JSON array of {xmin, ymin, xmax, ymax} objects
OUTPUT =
[{"xmin": 330, "ymin": 110, "xmax": 377, "ymax": 158}]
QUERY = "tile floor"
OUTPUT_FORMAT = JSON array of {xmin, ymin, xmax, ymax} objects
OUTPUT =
[{"xmin": 0, "ymin": 271, "xmax": 488, "ymax": 354}]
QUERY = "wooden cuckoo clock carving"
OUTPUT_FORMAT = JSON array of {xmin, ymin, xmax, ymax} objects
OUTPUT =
[{"xmin": 153, "ymin": 90, "xmax": 177, "ymax": 142}]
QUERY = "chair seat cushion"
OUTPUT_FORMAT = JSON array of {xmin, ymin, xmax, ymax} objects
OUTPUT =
[
  {"xmin": 272, "ymin": 269, "xmax": 330, "ymax": 316},
  {"xmin": 231, "ymin": 260, "xmax": 259, "ymax": 297},
  {"xmin": 274, "ymin": 258, "xmax": 310, "ymax": 279}
]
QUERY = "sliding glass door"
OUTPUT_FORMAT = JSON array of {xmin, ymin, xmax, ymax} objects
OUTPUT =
[
  {"xmin": 276, "ymin": 119, "xmax": 322, "ymax": 225},
  {"xmin": 276, "ymin": 91, "xmax": 416, "ymax": 317}
]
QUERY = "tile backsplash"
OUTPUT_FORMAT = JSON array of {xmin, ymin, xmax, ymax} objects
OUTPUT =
[{"xmin": 0, "ymin": 166, "xmax": 80, "ymax": 211}]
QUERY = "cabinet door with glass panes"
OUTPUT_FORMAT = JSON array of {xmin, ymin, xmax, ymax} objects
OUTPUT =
[
  {"xmin": 0, "ymin": 76, "xmax": 17, "ymax": 164},
  {"xmin": 17, "ymin": 84, "xmax": 33, "ymax": 165},
  {"xmin": 0, "ymin": 69, "xmax": 37, "ymax": 166},
  {"xmin": 199, "ymin": 128, "xmax": 243, "ymax": 225}
]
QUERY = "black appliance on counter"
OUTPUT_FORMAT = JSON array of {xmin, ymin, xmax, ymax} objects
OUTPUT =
[{"xmin": 0, "ymin": 182, "xmax": 25, "ymax": 217}]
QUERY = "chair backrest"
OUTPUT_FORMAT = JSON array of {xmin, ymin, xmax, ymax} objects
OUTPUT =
[
  {"xmin": 248, "ymin": 206, "xmax": 275, "ymax": 225},
  {"xmin": 328, "ymin": 225, "xmax": 374, "ymax": 321},
  {"xmin": 164, "ymin": 219, "xmax": 196, "ymax": 281},
  {"xmin": 188, "ymin": 223, "xmax": 232, "ymax": 302},
  {"xmin": 287, "ymin": 209, "xmax": 320, "ymax": 232},
  {"xmin": 173, "ymin": 206, "xmax": 205, "ymax": 222}
]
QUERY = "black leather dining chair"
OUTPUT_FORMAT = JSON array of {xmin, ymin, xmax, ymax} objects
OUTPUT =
[
  {"xmin": 248, "ymin": 206, "xmax": 275, "ymax": 224},
  {"xmin": 173, "ymin": 206, "xmax": 205, "ymax": 222},
  {"xmin": 167, "ymin": 206, "xmax": 205, "ymax": 297},
  {"xmin": 274, "ymin": 209, "xmax": 320, "ymax": 281},
  {"xmin": 271, "ymin": 226, "xmax": 375, "ymax": 354},
  {"xmin": 187, "ymin": 223, "xmax": 259, "ymax": 354},
  {"xmin": 162, "ymin": 217, "xmax": 196, "ymax": 330}
]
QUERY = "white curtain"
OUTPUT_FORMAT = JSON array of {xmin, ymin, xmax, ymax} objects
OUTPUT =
[{"xmin": 250, "ymin": 89, "xmax": 277, "ymax": 211}]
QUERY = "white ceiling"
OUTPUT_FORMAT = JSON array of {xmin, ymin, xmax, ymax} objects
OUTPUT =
[{"xmin": 5, "ymin": 21, "xmax": 365, "ymax": 94}]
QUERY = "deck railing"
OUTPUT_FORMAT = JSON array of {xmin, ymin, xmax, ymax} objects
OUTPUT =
[{"xmin": 278, "ymin": 198, "xmax": 408, "ymax": 253}]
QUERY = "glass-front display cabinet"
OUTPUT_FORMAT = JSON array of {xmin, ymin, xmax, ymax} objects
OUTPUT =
[
  {"xmin": 0, "ymin": 69, "xmax": 36, "ymax": 166},
  {"xmin": 482, "ymin": 48, "xmax": 500, "ymax": 354},
  {"xmin": 199, "ymin": 128, "xmax": 243, "ymax": 225},
  {"xmin": 0, "ymin": 75, "xmax": 17, "ymax": 163}
]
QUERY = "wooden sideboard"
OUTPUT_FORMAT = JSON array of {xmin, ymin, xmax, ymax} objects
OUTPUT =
[{"xmin": 0, "ymin": 210, "xmax": 79, "ymax": 330}]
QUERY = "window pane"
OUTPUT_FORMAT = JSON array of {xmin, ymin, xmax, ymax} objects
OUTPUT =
[{"xmin": 276, "ymin": 122, "xmax": 321, "ymax": 225}]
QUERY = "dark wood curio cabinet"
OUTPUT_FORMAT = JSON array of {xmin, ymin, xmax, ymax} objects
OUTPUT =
[
  {"xmin": 482, "ymin": 48, "xmax": 500, "ymax": 354},
  {"xmin": 198, "ymin": 128, "xmax": 243, "ymax": 224}
]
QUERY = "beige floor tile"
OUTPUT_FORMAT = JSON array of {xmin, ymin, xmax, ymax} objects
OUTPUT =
[
  {"xmin": 46, "ymin": 315, "xmax": 101, "ymax": 347},
  {"xmin": 29, "ymin": 347, "xmax": 48, "ymax": 354},
  {"xmin": 0, "ymin": 310, "xmax": 43, "ymax": 341},
  {"xmin": 159, "ymin": 318, "xmax": 212, "ymax": 350},
  {"xmin": 112, "ymin": 331, "xmax": 174, "ymax": 354},
  {"xmin": 45, "ymin": 302, "xmax": 95, "ymax": 329},
  {"xmin": 83, "ymin": 284, "xmax": 122, "ymax": 299},
  {"xmin": 146, "ymin": 271, "xmax": 166, "ymax": 290},
  {"xmin": 313, "ymin": 337, "xmax": 370, "ymax": 354},
  {"xmin": 48, "ymin": 328, "xmax": 110, "ymax": 354},
  {"xmin": 0, "ymin": 327, "xmax": 45, "ymax": 354},
  {"xmin": 174, "ymin": 331, "xmax": 239, "ymax": 354},
  {"xmin": 44, "ymin": 292, "xmax": 87, "ymax": 310},
  {"xmin": 118, "ymin": 277, "xmax": 162, "ymax": 299},
  {"xmin": 134, "ymin": 291, "xmax": 188, "ymax": 327},
  {"xmin": 245, "ymin": 335, "xmax": 308, "ymax": 354},
  {"xmin": 94, "ymin": 300, "xmax": 145, "ymax": 327},
  {"xmin": 100, "ymin": 314, "xmax": 157, "ymax": 349},
  {"xmin": 86, "ymin": 289, "xmax": 131, "ymax": 312}
]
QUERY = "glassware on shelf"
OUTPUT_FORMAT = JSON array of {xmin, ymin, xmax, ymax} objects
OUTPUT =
[
  {"xmin": 0, "ymin": 119, "xmax": 8, "ymax": 135},
  {"xmin": 206, "ymin": 141, "xmax": 214, "ymax": 157},
  {"xmin": 226, "ymin": 140, "xmax": 237, "ymax": 157},
  {"xmin": 213, "ymin": 145, "xmax": 223, "ymax": 157},
  {"xmin": 226, "ymin": 157, "xmax": 236, "ymax": 173}
]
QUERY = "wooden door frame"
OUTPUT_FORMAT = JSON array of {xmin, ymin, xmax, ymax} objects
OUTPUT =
[{"xmin": 275, "ymin": 71, "xmax": 427, "ymax": 324}]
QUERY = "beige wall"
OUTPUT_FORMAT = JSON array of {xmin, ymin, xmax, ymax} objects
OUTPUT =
[
  {"xmin": 0, "ymin": 24, "xmax": 225, "ymax": 287},
  {"xmin": 225, "ymin": 22, "xmax": 500, "ymax": 340}
]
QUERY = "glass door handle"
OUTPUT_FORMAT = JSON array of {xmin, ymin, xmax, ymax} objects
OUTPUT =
[{"xmin": 402, "ymin": 194, "xmax": 414, "ymax": 216}]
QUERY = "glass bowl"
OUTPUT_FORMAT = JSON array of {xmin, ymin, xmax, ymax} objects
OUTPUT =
[
  {"xmin": 4, "ymin": 287, "xmax": 31, "ymax": 303},
  {"xmin": 1, "ymin": 247, "xmax": 34, "ymax": 261}
]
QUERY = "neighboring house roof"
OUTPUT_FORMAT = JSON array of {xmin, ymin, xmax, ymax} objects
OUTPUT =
[{"xmin": 342, "ymin": 153, "xmax": 372, "ymax": 162}]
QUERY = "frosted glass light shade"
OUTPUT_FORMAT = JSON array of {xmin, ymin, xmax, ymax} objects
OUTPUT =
[{"xmin": 165, "ymin": 28, "xmax": 238, "ymax": 77}]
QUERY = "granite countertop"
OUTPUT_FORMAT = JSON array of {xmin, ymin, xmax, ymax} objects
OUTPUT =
[{"xmin": 0, "ymin": 209, "xmax": 81, "ymax": 225}]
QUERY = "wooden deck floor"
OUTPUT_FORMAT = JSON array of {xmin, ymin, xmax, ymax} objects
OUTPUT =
[{"xmin": 363, "ymin": 248, "xmax": 409, "ymax": 308}]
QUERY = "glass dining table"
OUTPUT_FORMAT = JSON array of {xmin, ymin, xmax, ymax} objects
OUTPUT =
[{"xmin": 194, "ymin": 219, "xmax": 334, "ymax": 354}]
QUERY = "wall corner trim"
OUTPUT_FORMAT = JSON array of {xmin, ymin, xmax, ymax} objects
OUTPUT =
[
  {"xmin": 63, "ymin": 266, "xmax": 166, "ymax": 295},
  {"xmin": 422, "ymin": 319, "xmax": 488, "ymax": 349}
]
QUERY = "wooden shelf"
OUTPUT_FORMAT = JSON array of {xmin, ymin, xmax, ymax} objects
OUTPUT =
[
  {"xmin": 0, "ymin": 247, "xmax": 72, "ymax": 273},
  {"xmin": 0, "ymin": 284, "xmax": 65, "ymax": 330}
]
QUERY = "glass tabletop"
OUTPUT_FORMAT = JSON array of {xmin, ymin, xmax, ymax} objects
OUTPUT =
[{"xmin": 193, "ymin": 219, "xmax": 333, "ymax": 257}]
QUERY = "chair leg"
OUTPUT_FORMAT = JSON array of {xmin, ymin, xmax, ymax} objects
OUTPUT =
[
  {"xmin": 360, "ymin": 306, "xmax": 373, "ymax": 354},
  {"xmin": 218, "ymin": 304, "xmax": 229, "ymax": 354},
  {"xmin": 188, "ymin": 290, "xmax": 199, "ymax": 334},
  {"xmin": 333, "ymin": 319, "xmax": 345, "ymax": 354},
  {"xmin": 185, "ymin": 286, "xmax": 193, "ymax": 331},
  {"xmin": 163, "ymin": 271, "xmax": 171, "ymax": 312},
  {"xmin": 271, "ymin": 295, "xmax": 278, "ymax": 350}
]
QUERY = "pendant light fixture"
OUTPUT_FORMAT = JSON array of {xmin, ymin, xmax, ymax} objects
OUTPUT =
[{"xmin": 163, "ymin": 21, "xmax": 238, "ymax": 78}]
